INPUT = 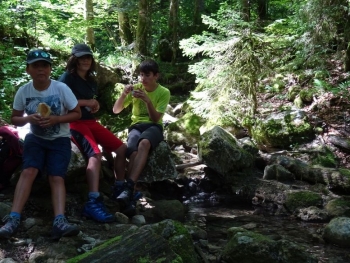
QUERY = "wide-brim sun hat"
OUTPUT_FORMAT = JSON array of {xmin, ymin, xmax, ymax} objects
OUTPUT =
[{"xmin": 71, "ymin": 44, "xmax": 93, "ymax": 57}]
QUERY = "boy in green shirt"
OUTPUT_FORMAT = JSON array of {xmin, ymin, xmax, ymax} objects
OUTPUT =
[{"xmin": 112, "ymin": 59, "xmax": 170, "ymax": 216}]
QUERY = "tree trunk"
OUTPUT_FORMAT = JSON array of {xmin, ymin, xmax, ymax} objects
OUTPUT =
[
  {"xmin": 135, "ymin": 0, "xmax": 150, "ymax": 57},
  {"xmin": 194, "ymin": 0, "xmax": 205, "ymax": 26},
  {"xmin": 241, "ymin": 0, "xmax": 250, "ymax": 22},
  {"xmin": 169, "ymin": 0, "xmax": 179, "ymax": 64},
  {"xmin": 118, "ymin": 12, "xmax": 133, "ymax": 47},
  {"xmin": 257, "ymin": 0, "xmax": 267, "ymax": 20},
  {"xmin": 345, "ymin": 43, "xmax": 350, "ymax": 72},
  {"xmin": 85, "ymin": 0, "xmax": 95, "ymax": 50}
]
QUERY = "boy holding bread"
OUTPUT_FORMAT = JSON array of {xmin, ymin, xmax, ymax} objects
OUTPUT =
[{"xmin": 0, "ymin": 49, "xmax": 81, "ymax": 240}]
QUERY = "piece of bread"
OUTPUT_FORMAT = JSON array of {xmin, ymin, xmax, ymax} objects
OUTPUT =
[{"xmin": 37, "ymin": 103, "xmax": 51, "ymax": 117}]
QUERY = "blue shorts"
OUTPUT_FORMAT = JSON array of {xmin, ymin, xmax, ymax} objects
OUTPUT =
[
  {"xmin": 22, "ymin": 134, "xmax": 71, "ymax": 178},
  {"xmin": 126, "ymin": 123, "xmax": 163, "ymax": 158}
]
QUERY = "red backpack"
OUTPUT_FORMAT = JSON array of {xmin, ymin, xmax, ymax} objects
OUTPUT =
[{"xmin": 0, "ymin": 126, "xmax": 23, "ymax": 190}]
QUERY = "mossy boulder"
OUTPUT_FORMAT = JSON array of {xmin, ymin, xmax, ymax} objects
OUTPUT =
[
  {"xmin": 299, "ymin": 88, "xmax": 315, "ymax": 103},
  {"xmin": 293, "ymin": 96, "xmax": 304, "ymax": 108},
  {"xmin": 287, "ymin": 85, "xmax": 301, "ymax": 101},
  {"xmin": 251, "ymin": 110, "xmax": 315, "ymax": 150},
  {"xmin": 139, "ymin": 141, "xmax": 178, "ymax": 182},
  {"xmin": 284, "ymin": 190, "xmax": 323, "ymax": 213},
  {"xmin": 221, "ymin": 227, "xmax": 317, "ymax": 263},
  {"xmin": 311, "ymin": 146, "xmax": 338, "ymax": 168},
  {"xmin": 198, "ymin": 126, "xmax": 254, "ymax": 179},
  {"xmin": 142, "ymin": 219, "xmax": 199, "ymax": 263},
  {"xmin": 67, "ymin": 220, "xmax": 195, "ymax": 263},
  {"xmin": 325, "ymin": 198, "xmax": 350, "ymax": 218}
]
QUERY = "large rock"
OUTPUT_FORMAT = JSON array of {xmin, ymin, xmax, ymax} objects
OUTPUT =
[
  {"xmin": 221, "ymin": 227, "xmax": 318, "ymax": 263},
  {"xmin": 325, "ymin": 198, "xmax": 350, "ymax": 218},
  {"xmin": 139, "ymin": 141, "xmax": 178, "ymax": 182},
  {"xmin": 68, "ymin": 219, "xmax": 199, "ymax": 263},
  {"xmin": 68, "ymin": 228, "xmax": 182, "ymax": 263},
  {"xmin": 284, "ymin": 190, "xmax": 323, "ymax": 213},
  {"xmin": 251, "ymin": 110, "xmax": 315, "ymax": 150},
  {"xmin": 323, "ymin": 217, "xmax": 350, "ymax": 248},
  {"xmin": 198, "ymin": 126, "xmax": 254, "ymax": 179},
  {"xmin": 261, "ymin": 154, "xmax": 350, "ymax": 195}
]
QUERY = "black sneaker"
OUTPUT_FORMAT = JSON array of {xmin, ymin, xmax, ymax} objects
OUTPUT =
[
  {"xmin": 112, "ymin": 181, "xmax": 142, "ymax": 202},
  {"xmin": 51, "ymin": 216, "xmax": 80, "ymax": 240},
  {"xmin": 116, "ymin": 179, "xmax": 135, "ymax": 207},
  {"xmin": 0, "ymin": 215, "xmax": 20, "ymax": 239},
  {"xmin": 111, "ymin": 180, "xmax": 125, "ymax": 200},
  {"xmin": 82, "ymin": 195, "xmax": 115, "ymax": 223}
]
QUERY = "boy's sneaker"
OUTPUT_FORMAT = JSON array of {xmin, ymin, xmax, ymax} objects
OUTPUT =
[
  {"xmin": 82, "ymin": 195, "xmax": 115, "ymax": 223},
  {"xmin": 111, "ymin": 181, "xmax": 125, "ymax": 200},
  {"xmin": 0, "ymin": 215, "xmax": 20, "ymax": 239},
  {"xmin": 112, "ymin": 180, "xmax": 142, "ymax": 202},
  {"xmin": 116, "ymin": 179, "xmax": 135, "ymax": 207},
  {"xmin": 51, "ymin": 216, "xmax": 80, "ymax": 240}
]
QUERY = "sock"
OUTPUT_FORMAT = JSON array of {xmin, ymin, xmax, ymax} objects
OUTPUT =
[
  {"xmin": 88, "ymin": 192, "xmax": 100, "ymax": 199},
  {"xmin": 114, "ymin": 180, "xmax": 125, "ymax": 186},
  {"xmin": 126, "ymin": 178, "xmax": 135, "ymax": 190},
  {"xmin": 9, "ymin": 212, "xmax": 20, "ymax": 219},
  {"xmin": 53, "ymin": 214, "xmax": 65, "ymax": 225}
]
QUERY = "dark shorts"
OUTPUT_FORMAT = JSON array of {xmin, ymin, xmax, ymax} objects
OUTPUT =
[
  {"xmin": 70, "ymin": 119, "xmax": 124, "ymax": 159},
  {"xmin": 22, "ymin": 133, "xmax": 71, "ymax": 178},
  {"xmin": 126, "ymin": 123, "xmax": 163, "ymax": 158}
]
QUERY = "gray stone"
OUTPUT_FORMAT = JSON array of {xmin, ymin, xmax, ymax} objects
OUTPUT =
[
  {"xmin": 198, "ymin": 126, "xmax": 254, "ymax": 178},
  {"xmin": 323, "ymin": 216, "xmax": 350, "ymax": 248},
  {"xmin": 139, "ymin": 141, "xmax": 178, "ymax": 183},
  {"xmin": 263, "ymin": 164, "xmax": 295, "ymax": 182},
  {"xmin": 131, "ymin": 215, "xmax": 146, "ymax": 226}
]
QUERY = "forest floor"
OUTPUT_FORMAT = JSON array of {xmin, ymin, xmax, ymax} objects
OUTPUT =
[{"xmin": 256, "ymin": 56, "xmax": 350, "ymax": 169}]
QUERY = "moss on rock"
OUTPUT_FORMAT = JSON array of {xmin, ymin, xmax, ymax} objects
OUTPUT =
[{"xmin": 284, "ymin": 190, "xmax": 322, "ymax": 213}]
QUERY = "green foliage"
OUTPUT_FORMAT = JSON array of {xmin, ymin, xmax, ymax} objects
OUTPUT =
[
  {"xmin": 0, "ymin": 0, "xmax": 348, "ymax": 135},
  {"xmin": 291, "ymin": 0, "xmax": 348, "ymax": 69},
  {"xmin": 0, "ymin": 45, "xmax": 30, "ymax": 122},
  {"xmin": 327, "ymin": 80, "xmax": 350, "ymax": 100},
  {"xmin": 313, "ymin": 78, "xmax": 333, "ymax": 92},
  {"xmin": 312, "ymin": 147, "xmax": 338, "ymax": 168},
  {"xmin": 180, "ymin": 6, "xmax": 273, "ymax": 126}
]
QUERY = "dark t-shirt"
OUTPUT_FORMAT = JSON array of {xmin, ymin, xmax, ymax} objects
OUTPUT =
[{"xmin": 58, "ymin": 71, "xmax": 97, "ymax": 120}]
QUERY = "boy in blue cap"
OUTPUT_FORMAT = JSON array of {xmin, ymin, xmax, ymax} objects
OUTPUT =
[{"xmin": 0, "ymin": 49, "xmax": 81, "ymax": 240}]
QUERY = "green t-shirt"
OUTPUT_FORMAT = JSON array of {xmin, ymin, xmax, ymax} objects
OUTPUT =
[{"xmin": 123, "ymin": 83, "xmax": 170, "ymax": 126}]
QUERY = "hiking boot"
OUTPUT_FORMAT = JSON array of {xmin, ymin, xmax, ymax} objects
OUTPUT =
[
  {"xmin": 82, "ymin": 195, "xmax": 115, "ymax": 223},
  {"xmin": 51, "ymin": 216, "xmax": 80, "ymax": 240},
  {"xmin": 111, "ymin": 180, "xmax": 125, "ymax": 200},
  {"xmin": 116, "ymin": 179, "xmax": 135, "ymax": 207},
  {"xmin": 0, "ymin": 215, "xmax": 20, "ymax": 239},
  {"xmin": 112, "ymin": 180, "xmax": 142, "ymax": 201}
]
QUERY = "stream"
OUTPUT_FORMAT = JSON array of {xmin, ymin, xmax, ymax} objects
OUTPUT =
[{"xmin": 185, "ymin": 201, "xmax": 350, "ymax": 263}]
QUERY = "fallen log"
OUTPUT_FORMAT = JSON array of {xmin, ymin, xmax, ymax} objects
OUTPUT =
[{"xmin": 175, "ymin": 161, "xmax": 203, "ymax": 170}]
